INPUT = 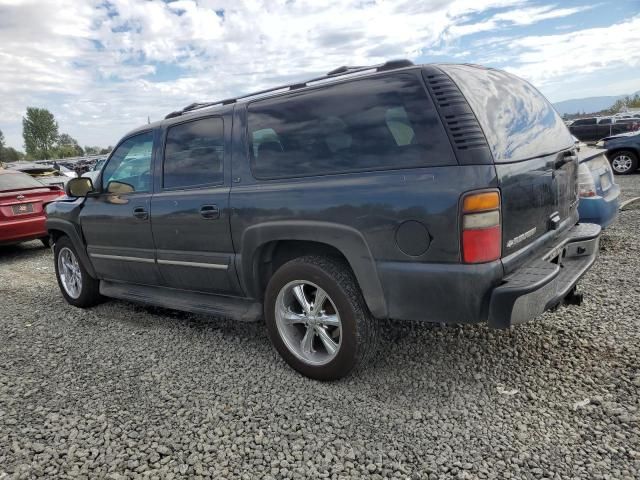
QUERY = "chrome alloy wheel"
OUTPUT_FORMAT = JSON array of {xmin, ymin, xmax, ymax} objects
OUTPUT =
[
  {"xmin": 57, "ymin": 247, "xmax": 82, "ymax": 299},
  {"xmin": 612, "ymin": 154, "xmax": 633, "ymax": 173},
  {"xmin": 274, "ymin": 280, "xmax": 342, "ymax": 366}
]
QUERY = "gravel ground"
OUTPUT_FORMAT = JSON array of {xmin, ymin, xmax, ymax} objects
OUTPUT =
[{"xmin": 1, "ymin": 175, "xmax": 639, "ymax": 480}]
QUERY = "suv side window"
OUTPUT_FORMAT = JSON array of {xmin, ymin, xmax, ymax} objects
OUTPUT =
[
  {"xmin": 573, "ymin": 118, "xmax": 597, "ymax": 126},
  {"xmin": 163, "ymin": 117, "xmax": 224, "ymax": 189},
  {"xmin": 102, "ymin": 132, "xmax": 154, "ymax": 192},
  {"xmin": 248, "ymin": 73, "xmax": 452, "ymax": 179}
]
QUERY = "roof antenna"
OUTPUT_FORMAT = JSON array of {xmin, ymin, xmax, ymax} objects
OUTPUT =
[{"xmin": 147, "ymin": 116, "xmax": 150, "ymax": 124}]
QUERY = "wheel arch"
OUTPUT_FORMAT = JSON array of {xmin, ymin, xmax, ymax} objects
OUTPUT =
[
  {"xmin": 237, "ymin": 221, "xmax": 387, "ymax": 319},
  {"xmin": 47, "ymin": 218, "xmax": 97, "ymax": 278},
  {"xmin": 606, "ymin": 147, "xmax": 639, "ymax": 161}
]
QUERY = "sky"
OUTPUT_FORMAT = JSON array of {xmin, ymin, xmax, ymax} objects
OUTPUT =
[{"xmin": 0, "ymin": 0, "xmax": 639, "ymax": 150}]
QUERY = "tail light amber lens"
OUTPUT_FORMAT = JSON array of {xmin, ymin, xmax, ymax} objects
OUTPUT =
[{"xmin": 461, "ymin": 191, "xmax": 501, "ymax": 263}]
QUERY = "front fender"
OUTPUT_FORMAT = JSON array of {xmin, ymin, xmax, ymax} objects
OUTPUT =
[
  {"xmin": 46, "ymin": 199, "xmax": 96, "ymax": 278},
  {"xmin": 238, "ymin": 220, "xmax": 387, "ymax": 319}
]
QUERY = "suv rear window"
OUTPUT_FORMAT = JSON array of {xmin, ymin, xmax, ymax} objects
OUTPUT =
[
  {"xmin": 248, "ymin": 73, "xmax": 454, "ymax": 179},
  {"xmin": 0, "ymin": 172, "xmax": 43, "ymax": 190},
  {"xmin": 441, "ymin": 65, "xmax": 573, "ymax": 163}
]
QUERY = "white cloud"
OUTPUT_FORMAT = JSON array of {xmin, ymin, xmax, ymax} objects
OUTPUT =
[
  {"xmin": 0, "ymin": 0, "xmax": 635, "ymax": 150},
  {"xmin": 443, "ymin": 3, "xmax": 590, "ymax": 38},
  {"xmin": 493, "ymin": 5, "xmax": 593, "ymax": 25},
  {"xmin": 504, "ymin": 15, "xmax": 640, "ymax": 88},
  {"xmin": 0, "ymin": 0, "xmax": 523, "ymax": 148}
]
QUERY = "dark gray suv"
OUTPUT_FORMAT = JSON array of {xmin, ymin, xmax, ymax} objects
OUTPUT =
[{"xmin": 47, "ymin": 60, "xmax": 601, "ymax": 380}]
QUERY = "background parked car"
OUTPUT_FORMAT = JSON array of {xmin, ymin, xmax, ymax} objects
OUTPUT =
[
  {"xmin": 577, "ymin": 148, "xmax": 620, "ymax": 228},
  {"xmin": 35, "ymin": 161, "xmax": 78, "ymax": 178},
  {"xmin": 80, "ymin": 156, "xmax": 108, "ymax": 185},
  {"xmin": 569, "ymin": 117, "xmax": 635, "ymax": 143},
  {"xmin": 599, "ymin": 131, "xmax": 640, "ymax": 175},
  {"xmin": 6, "ymin": 162, "xmax": 72, "ymax": 188},
  {"xmin": 0, "ymin": 169, "xmax": 64, "ymax": 247}
]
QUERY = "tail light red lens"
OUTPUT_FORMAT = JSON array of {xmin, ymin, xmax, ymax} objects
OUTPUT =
[{"xmin": 461, "ymin": 191, "xmax": 501, "ymax": 264}]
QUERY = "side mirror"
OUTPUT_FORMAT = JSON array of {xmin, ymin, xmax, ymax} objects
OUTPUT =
[
  {"xmin": 65, "ymin": 177, "xmax": 94, "ymax": 197},
  {"xmin": 107, "ymin": 180, "xmax": 134, "ymax": 194}
]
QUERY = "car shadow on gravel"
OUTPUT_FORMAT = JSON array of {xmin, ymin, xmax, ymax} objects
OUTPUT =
[
  {"xmin": 90, "ymin": 297, "xmax": 577, "ymax": 393},
  {"xmin": 0, "ymin": 241, "xmax": 50, "ymax": 261},
  {"xmin": 352, "ymin": 313, "xmax": 614, "ymax": 392}
]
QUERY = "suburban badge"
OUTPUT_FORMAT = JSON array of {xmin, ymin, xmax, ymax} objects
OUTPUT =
[{"xmin": 506, "ymin": 227, "xmax": 537, "ymax": 248}]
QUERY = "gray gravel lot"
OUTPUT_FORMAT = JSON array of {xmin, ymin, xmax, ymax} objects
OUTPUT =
[{"xmin": 1, "ymin": 176, "xmax": 639, "ymax": 480}]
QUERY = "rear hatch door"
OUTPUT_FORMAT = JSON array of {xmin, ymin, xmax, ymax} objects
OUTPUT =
[{"xmin": 439, "ymin": 65, "xmax": 578, "ymax": 261}]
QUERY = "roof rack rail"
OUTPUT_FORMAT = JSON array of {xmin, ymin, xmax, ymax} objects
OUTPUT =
[{"xmin": 164, "ymin": 59, "xmax": 414, "ymax": 119}]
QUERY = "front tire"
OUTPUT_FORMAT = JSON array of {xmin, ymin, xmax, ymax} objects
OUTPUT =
[
  {"xmin": 264, "ymin": 255, "xmax": 378, "ymax": 380},
  {"xmin": 54, "ymin": 236, "xmax": 103, "ymax": 308},
  {"xmin": 609, "ymin": 150, "xmax": 638, "ymax": 175}
]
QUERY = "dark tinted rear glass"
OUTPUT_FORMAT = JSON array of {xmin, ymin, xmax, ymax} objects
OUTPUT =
[
  {"xmin": 163, "ymin": 117, "xmax": 224, "ymax": 189},
  {"xmin": 573, "ymin": 118, "xmax": 597, "ymax": 125},
  {"xmin": 441, "ymin": 65, "xmax": 573, "ymax": 162},
  {"xmin": 248, "ymin": 73, "xmax": 454, "ymax": 179},
  {"xmin": 0, "ymin": 172, "xmax": 44, "ymax": 190}
]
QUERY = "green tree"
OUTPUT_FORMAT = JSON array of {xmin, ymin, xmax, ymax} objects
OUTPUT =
[
  {"xmin": 609, "ymin": 94, "xmax": 640, "ymax": 114},
  {"xmin": 55, "ymin": 133, "xmax": 84, "ymax": 158},
  {"xmin": 2, "ymin": 147, "xmax": 24, "ymax": 163},
  {"xmin": 84, "ymin": 146, "xmax": 100, "ymax": 155},
  {"xmin": 22, "ymin": 107, "xmax": 59, "ymax": 159}
]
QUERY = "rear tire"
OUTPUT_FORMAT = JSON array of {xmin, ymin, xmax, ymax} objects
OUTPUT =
[
  {"xmin": 264, "ymin": 255, "xmax": 378, "ymax": 381},
  {"xmin": 608, "ymin": 150, "xmax": 638, "ymax": 175},
  {"xmin": 54, "ymin": 236, "xmax": 103, "ymax": 308}
]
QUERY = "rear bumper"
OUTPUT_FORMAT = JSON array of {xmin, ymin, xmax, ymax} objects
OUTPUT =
[
  {"xmin": 577, "ymin": 186, "xmax": 620, "ymax": 228},
  {"xmin": 376, "ymin": 223, "xmax": 600, "ymax": 327},
  {"xmin": 0, "ymin": 216, "xmax": 47, "ymax": 245},
  {"xmin": 488, "ymin": 223, "xmax": 601, "ymax": 329}
]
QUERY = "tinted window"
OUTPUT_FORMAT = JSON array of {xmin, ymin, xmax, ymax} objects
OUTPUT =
[
  {"xmin": 248, "ymin": 73, "xmax": 453, "ymax": 179},
  {"xmin": 442, "ymin": 65, "xmax": 574, "ymax": 162},
  {"xmin": 598, "ymin": 118, "xmax": 612, "ymax": 125},
  {"xmin": 102, "ymin": 132, "xmax": 154, "ymax": 192},
  {"xmin": 163, "ymin": 117, "xmax": 224, "ymax": 189},
  {"xmin": 0, "ymin": 172, "xmax": 43, "ymax": 191},
  {"xmin": 572, "ymin": 118, "xmax": 597, "ymax": 126}
]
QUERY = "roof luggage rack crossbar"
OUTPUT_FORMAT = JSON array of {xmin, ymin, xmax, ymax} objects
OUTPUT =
[{"xmin": 164, "ymin": 59, "xmax": 414, "ymax": 119}]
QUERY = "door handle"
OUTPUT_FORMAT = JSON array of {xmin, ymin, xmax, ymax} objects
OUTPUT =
[
  {"xmin": 133, "ymin": 207, "xmax": 148, "ymax": 220},
  {"xmin": 200, "ymin": 205, "xmax": 220, "ymax": 219}
]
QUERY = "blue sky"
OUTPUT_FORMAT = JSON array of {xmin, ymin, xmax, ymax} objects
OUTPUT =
[{"xmin": 0, "ymin": 0, "xmax": 638, "ymax": 150}]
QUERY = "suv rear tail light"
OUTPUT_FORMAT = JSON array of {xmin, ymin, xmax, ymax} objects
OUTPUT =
[
  {"xmin": 577, "ymin": 163, "xmax": 596, "ymax": 197},
  {"xmin": 461, "ymin": 191, "xmax": 501, "ymax": 264}
]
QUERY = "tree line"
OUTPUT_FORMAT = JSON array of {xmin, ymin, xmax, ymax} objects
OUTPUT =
[
  {"xmin": 563, "ymin": 94, "xmax": 640, "ymax": 120},
  {"xmin": 0, "ymin": 107, "xmax": 112, "ymax": 165},
  {"xmin": 609, "ymin": 94, "xmax": 640, "ymax": 114}
]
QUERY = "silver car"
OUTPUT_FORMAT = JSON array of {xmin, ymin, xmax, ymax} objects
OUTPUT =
[{"xmin": 6, "ymin": 162, "xmax": 74, "ymax": 188}]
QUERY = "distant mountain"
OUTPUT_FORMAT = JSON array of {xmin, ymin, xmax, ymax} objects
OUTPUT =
[{"xmin": 553, "ymin": 91, "xmax": 640, "ymax": 116}]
